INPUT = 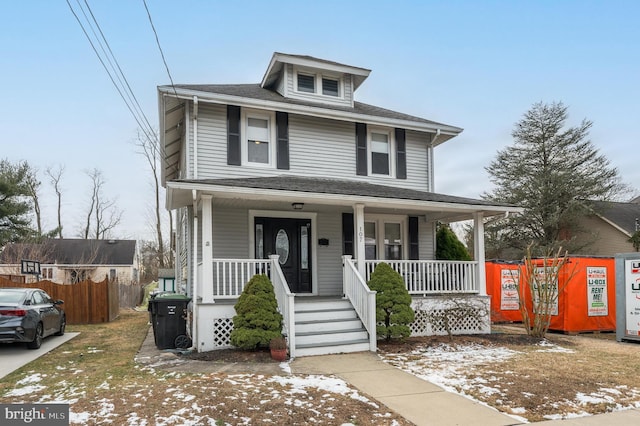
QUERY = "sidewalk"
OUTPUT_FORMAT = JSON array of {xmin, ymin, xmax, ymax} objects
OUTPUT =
[
  {"xmin": 291, "ymin": 352, "xmax": 519, "ymax": 426},
  {"xmin": 291, "ymin": 352, "xmax": 640, "ymax": 426}
]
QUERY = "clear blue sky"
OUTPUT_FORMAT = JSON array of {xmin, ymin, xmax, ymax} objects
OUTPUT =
[{"xmin": 2, "ymin": 1, "xmax": 639, "ymax": 240}]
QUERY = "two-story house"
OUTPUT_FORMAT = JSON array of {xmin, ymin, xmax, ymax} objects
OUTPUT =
[{"xmin": 159, "ymin": 52, "xmax": 520, "ymax": 356}]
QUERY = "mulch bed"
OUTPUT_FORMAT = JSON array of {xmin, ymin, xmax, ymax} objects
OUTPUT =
[
  {"xmin": 179, "ymin": 332, "xmax": 557, "ymax": 363},
  {"xmin": 181, "ymin": 347, "xmax": 277, "ymax": 363}
]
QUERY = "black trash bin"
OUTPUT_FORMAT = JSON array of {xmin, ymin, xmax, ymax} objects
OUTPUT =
[{"xmin": 148, "ymin": 293, "xmax": 192, "ymax": 350}]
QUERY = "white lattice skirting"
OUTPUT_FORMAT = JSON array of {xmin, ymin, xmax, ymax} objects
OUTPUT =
[
  {"xmin": 409, "ymin": 295, "xmax": 491, "ymax": 336},
  {"xmin": 198, "ymin": 295, "xmax": 491, "ymax": 351}
]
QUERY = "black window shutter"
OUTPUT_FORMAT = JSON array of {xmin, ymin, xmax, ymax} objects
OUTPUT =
[
  {"xmin": 395, "ymin": 128, "xmax": 406, "ymax": 179},
  {"xmin": 408, "ymin": 216, "xmax": 419, "ymax": 260},
  {"xmin": 342, "ymin": 213, "xmax": 354, "ymax": 256},
  {"xmin": 356, "ymin": 123, "xmax": 367, "ymax": 176},
  {"xmin": 276, "ymin": 111, "xmax": 289, "ymax": 170},
  {"xmin": 227, "ymin": 105, "xmax": 241, "ymax": 165}
]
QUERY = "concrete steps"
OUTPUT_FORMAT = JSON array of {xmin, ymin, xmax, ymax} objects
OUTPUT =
[{"xmin": 293, "ymin": 298, "xmax": 370, "ymax": 357}]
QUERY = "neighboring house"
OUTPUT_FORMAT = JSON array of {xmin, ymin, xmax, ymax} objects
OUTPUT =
[
  {"xmin": 0, "ymin": 239, "xmax": 139, "ymax": 285},
  {"xmin": 573, "ymin": 200, "xmax": 640, "ymax": 256},
  {"xmin": 158, "ymin": 52, "xmax": 521, "ymax": 357}
]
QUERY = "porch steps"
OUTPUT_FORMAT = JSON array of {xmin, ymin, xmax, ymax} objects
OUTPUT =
[{"xmin": 293, "ymin": 298, "xmax": 370, "ymax": 357}]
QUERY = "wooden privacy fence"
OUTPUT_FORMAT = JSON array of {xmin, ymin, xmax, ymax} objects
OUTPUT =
[{"xmin": 0, "ymin": 277, "xmax": 144, "ymax": 325}]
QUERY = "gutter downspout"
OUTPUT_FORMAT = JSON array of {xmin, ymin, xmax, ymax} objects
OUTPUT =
[
  {"xmin": 190, "ymin": 190, "xmax": 199, "ymax": 351},
  {"xmin": 429, "ymin": 129, "xmax": 441, "ymax": 192},
  {"xmin": 193, "ymin": 96, "xmax": 199, "ymax": 179}
]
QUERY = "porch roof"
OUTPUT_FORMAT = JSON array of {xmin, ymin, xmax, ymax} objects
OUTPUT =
[{"xmin": 166, "ymin": 175, "xmax": 522, "ymax": 222}]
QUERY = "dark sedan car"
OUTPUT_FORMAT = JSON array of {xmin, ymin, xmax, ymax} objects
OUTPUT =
[{"xmin": 0, "ymin": 288, "xmax": 66, "ymax": 349}]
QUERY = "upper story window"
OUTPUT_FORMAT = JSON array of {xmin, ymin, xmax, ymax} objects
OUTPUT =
[
  {"xmin": 294, "ymin": 69, "xmax": 342, "ymax": 98},
  {"xmin": 322, "ymin": 77, "xmax": 339, "ymax": 97},
  {"xmin": 243, "ymin": 109, "xmax": 276, "ymax": 167},
  {"xmin": 297, "ymin": 73, "xmax": 315, "ymax": 93},
  {"xmin": 369, "ymin": 128, "xmax": 394, "ymax": 177}
]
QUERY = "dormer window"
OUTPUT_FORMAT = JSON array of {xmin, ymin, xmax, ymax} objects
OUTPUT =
[
  {"xmin": 297, "ymin": 73, "xmax": 315, "ymax": 93},
  {"xmin": 322, "ymin": 77, "xmax": 339, "ymax": 97},
  {"xmin": 294, "ymin": 69, "xmax": 342, "ymax": 99}
]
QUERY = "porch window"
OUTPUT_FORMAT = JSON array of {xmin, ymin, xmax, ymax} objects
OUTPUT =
[
  {"xmin": 364, "ymin": 221, "xmax": 377, "ymax": 260},
  {"xmin": 384, "ymin": 223, "xmax": 403, "ymax": 260},
  {"xmin": 363, "ymin": 215, "xmax": 405, "ymax": 260},
  {"xmin": 256, "ymin": 224, "xmax": 264, "ymax": 258},
  {"xmin": 301, "ymin": 225, "xmax": 309, "ymax": 269}
]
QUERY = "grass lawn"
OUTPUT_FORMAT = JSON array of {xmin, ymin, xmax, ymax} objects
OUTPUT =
[{"xmin": 0, "ymin": 310, "xmax": 409, "ymax": 425}]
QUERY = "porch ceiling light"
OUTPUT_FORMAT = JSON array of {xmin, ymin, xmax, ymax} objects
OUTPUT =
[{"xmin": 292, "ymin": 202, "xmax": 304, "ymax": 210}]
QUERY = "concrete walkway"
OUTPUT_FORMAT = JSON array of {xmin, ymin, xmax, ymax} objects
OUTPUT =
[
  {"xmin": 291, "ymin": 352, "xmax": 640, "ymax": 426},
  {"xmin": 291, "ymin": 352, "xmax": 519, "ymax": 426},
  {"xmin": 0, "ymin": 333, "xmax": 80, "ymax": 380}
]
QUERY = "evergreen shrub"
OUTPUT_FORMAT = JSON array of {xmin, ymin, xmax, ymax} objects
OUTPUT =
[
  {"xmin": 368, "ymin": 262, "xmax": 415, "ymax": 341},
  {"xmin": 230, "ymin": 274, "xmax": 283, "ymax": 350}
]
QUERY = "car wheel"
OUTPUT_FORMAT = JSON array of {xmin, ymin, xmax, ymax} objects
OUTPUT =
[
  {"xmin": 55, "ymin": 315, "xmax": 66, "ymax": 336},
  {"xmin": 27, "ymin": 323, "xmax": 43, "ymax": 350}
]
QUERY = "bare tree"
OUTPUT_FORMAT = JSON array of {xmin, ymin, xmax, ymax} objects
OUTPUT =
[
  {"xmin": 45, "ymin": 165, "xmax": 65, "ymax": 238},
  {"xmin": 135, "ymin": 129, "xmax": 166, "ymax": 269},
  {"xmin": 82, "ymin": 168, "xmax": 122, "ymax": 239},
  {"xmin": 22, "ymin": 166, "xmax": 42, "ymax": 236}
]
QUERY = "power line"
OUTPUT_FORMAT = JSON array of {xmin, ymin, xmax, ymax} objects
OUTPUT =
[
  {"xmin": 65, "ymin": 0, "xmax": 157, "ymax": 147},
  {"xmin": 142, "ymin": 0, "xmax": 179, "ymax": 100},
  {"xmin": 82, "ymin": 0, "xmax": 156, "ymax": 139}
]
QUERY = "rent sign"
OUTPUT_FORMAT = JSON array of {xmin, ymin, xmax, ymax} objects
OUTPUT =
[{"xmin": 586, "ymin": 266, "xmax": 608, "ymax": 317}]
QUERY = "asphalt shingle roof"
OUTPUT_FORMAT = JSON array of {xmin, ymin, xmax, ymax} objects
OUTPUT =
[
  {"xmin": 0, "ymin": 239, "xmax": 137, "ymax": 265},
  {"xmin": 175, "ymin": 175, "xmax": 513, "ymax": 208},
  {"xmin": 592, "ymin": 200, "xmax": 640, "ymax": 235},
  {"xmin": 171, "ymin": 84, "xmax": 458, "ymax": 130}
]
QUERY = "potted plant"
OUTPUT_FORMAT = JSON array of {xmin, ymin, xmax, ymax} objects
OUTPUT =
[{"xmin": 269, "ymin": 336, "xmax": 288, "ymax": 361}]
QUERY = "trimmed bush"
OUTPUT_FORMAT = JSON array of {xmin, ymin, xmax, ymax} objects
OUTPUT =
[
  {"xmin": 436, "ymin": 224, "xmax": 472, "ymax": 261},
  {"xmin": 368, "ymin": 262, "xmax": 415, "ymax": 341},
  {"xmin": 230, "ymin": 274, "xmax": 283, "ymax": 350}
]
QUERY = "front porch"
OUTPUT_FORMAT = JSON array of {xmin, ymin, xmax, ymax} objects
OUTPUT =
[{"xmin": 193, "ymin": 256, "xmax": 489, "ymax": 357}]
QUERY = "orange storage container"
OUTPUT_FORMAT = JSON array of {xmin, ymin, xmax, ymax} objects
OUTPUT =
[
  {"xmin": 486, "ymin": 257, "xmax": 616, "ymax": 332},
  {"xmin": 486, "ymin": 260, "xmax": 523, "ymax": 323}
]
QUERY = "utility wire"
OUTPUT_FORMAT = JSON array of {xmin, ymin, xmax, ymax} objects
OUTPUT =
[
  {"xmin": 142, "ymin": 0, "xmax": 179, "ymax": 100},
  {"xmin": 66, "ymin": 0, "xmax": 157, "ymax": 147},
  {"xmin": 82, "ymin": 0, "xmax": 157, "ymax": 141}
]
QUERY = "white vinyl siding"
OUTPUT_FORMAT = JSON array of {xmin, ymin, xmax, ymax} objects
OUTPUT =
[
  {"xmin": 419, "ymin": 219, "xmax": 436, "ymax": 260},
  {"xmin": 316, "ymin": 211, "xmax": 344, "ymax": 296},
  {"xmin": 211, "ymin": 208, "xmax": 249, "ymax": 259},
  {"xmin": 189, "ymin": 105, "xmax": 432, "ymax": 192}
]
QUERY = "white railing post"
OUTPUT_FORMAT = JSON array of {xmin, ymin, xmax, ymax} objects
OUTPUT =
[
  {"xmin": 269, "ymin": 255, "xmax": 295, "ymax": 358},
  {"xmin": 343, "ymin": 255, "xmax": 377, "ymax": 352}
]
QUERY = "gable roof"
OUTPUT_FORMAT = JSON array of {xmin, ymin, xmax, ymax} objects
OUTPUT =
[
  {"xmin": 0, "ymin": 239, "xmax": 137, "ymax": 266},
  {"xmin": 591, "ymin": 200, "xmax": 640, "ymax": 236},
  {"xmin": 261, "ymin": 52, "xmax": 371, "ymax": 91}
]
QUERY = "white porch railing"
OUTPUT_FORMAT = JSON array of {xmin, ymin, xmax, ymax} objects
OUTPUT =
[
  {"xmin": 269, "ymin": 255, "xmax": 296, "ymax": 358},
  {"xmin": 343, "ymin": 255, "xmax": 377, "ymax": 352},
  {"xmin": 362, "ymin": 260, "xmax": 479, "ymax": 295},
  {"xmin": 206, "ymin": 258, "xmax": 295, "ymax": 357},
  {"xmin": 211, "ymin": 259, "xmax": 271, "ymax": 298}
]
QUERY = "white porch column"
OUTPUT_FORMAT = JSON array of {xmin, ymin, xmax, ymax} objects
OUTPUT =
[
  {"xmin": 354, "ymin": 203, "xmax": 366, "ymax": 278},
  {"xmin": 473, "ymin": 211, "xmax": 487, "ymax": 296},
  {"xmin": 201, "ymin": 194, "xmax": 214, "ymax": 303}
]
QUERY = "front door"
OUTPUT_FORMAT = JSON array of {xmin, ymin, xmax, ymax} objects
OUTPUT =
[{"xmin": 255, "ymin": 217, "xmax": 312, "ymax": 293}]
